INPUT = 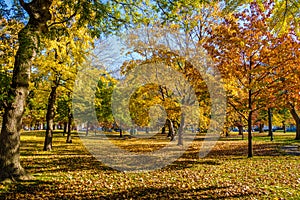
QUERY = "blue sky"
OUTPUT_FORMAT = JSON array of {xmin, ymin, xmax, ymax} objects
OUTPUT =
[{"xmin": 4, "ymin": 0, "xmax": 13, "ymax": 7}]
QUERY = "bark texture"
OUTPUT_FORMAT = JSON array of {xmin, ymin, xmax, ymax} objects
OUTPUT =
[
  {"xmin": 290, "ymin": 105, "xmax": 300, "ymax": 140},
  {"xmin": 44, "ymin": 85, "xmax": 58, "ymax": 151},
  {"xmin": 0, "ymin": 0, "xmax": 53, "ymax": 181},
  {"xmin": 166, "ymin": 119, "xmax": 175, "ymax": 141},
  {"xmin": 177, "ymin": 114, "xmax": 185, "ymax": 146},
  {"xmin": 268, "ymin": 108, "xmax": 273, "ymax": 141},
  {"xmin": 66, "ymin": 109, "xmax": 72, "ymax": 143}
]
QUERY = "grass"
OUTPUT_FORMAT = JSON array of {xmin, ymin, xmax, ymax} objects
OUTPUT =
[{"xmin": 0, "ymin": 130, "xmax": 300, "ymax": 199}]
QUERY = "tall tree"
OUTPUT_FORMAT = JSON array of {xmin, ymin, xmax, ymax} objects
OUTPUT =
[
  {"xmin": 0, "ymin": 0, "xmax": 53, "ymax": 181},
  {"xmin": 278, "ymin": 59, "xmax": 300, "ymax": 139},
  {"xmin": 35, "ymin": 16, "xmax": 93, "ymax": 150},
  {"xmin": 205, "ymin": 3, "xmax": 299, "ymax": 157}
]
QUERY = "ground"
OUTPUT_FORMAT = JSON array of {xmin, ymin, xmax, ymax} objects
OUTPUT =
[{"xmin": 0, "ymin": 131, "xmax": 299, "ymax": 199}]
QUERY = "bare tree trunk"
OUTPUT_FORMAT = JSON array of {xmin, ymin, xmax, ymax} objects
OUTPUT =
[
  {"xmin": 296, "ymin": 123, "xmax": 300, "ymax": 140},
  {"xmin": 223, "ymin": 125, "xmax": 229, "ymax": 137},
  {"xmin": 177, "ymin": 114, "xmax": 185, "ymax": 146},
  {"xmin": 268, "ymin": 108, "xmax": 273, "ymax": 141},
  {"xmin": 238, "ymin": 125, "xmax": 243, "ymax": 136},
  {"xmin": 0, "ymin": 0, "xmax": 52, "ymax": 181},
  {"xmin": 44, "ymin": 85, "xmax": 58, "ymax": 151},
  {"xmin": 86, "ymin": 121, "xmax": 89, "ymax": 136},
  {"xmin": 119, "ymin": 128, "xmax": 123, "ymax": 138},
  {"xmin": 259, "ymin": 123, "xmax": 264, "ymax": 133},
  {"xmin": 248, "ymin": 63, "xmax": 253, "ymax": 158},
  {"xmin": 66, "ymin": 112, "xmax": 72, "ymax": 143},
  {"xmin": 289, "ymin": 105, "xmax": 300, "ymax": 140},
  {"xmin": 225, "ymin": 130, "xmax": 229, "ymax": 137},
  {"xmin": 63, "ymin": 122, "xmax": 67, "ymax": 136},
  {"xmin": 161, "ymin": 126, "xmax": 166, "ymax": 134},
  {"xmin": 66, "ymin": 100, "xmax": 72, "ymax": 143},
  {"xmin": 167, "ymin": 119, "xmax": 175, "ymax": 141},
  {"xmin": 282, "ymin": 121, "xmax": 286, "ymax": 133},
  {"xmin": 248, "ymin": 111, "xmax": 253, "ymax": 157}
]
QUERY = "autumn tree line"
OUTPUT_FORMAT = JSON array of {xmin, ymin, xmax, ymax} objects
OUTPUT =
[{"xmin": 0, "ymin": 0, "xmax": 300, "ymax": 181}]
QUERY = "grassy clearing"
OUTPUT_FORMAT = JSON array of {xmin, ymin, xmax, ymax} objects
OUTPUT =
[{"xmin": 0, "ymin": 131, "xmax": 300, "ymax": 199}]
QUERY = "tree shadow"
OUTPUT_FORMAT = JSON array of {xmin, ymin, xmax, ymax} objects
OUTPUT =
[
  {"xmin": 24, "ymin": 155, "xmax": 115, "ymax": 174},
  {"xmin": 0, "ymin": 179, "xmax": 59, "ymax": 199},
  {"xmin": 101, "ymin": 185, "xmax": 256, "ymax": 199},
  {"xmin": 1, "ymin": 183, "xmax": 258, "ymax": 199},
  {"xmin": 19, "ymin": 131, "xmax": 288, "ymax": 175}
]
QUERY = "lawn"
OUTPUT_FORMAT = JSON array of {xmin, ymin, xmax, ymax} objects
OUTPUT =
[{"xmin": 0, "ymin": 131, "xmax": 299, "ymax": 199}]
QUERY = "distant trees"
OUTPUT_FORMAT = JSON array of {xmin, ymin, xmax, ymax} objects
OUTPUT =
[{"xmin": 94, "ymin": 73, "xmax": 116, "ymax": 131}]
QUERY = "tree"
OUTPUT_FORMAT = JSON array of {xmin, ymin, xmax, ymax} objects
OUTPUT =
[
  {"xmin": 23, "ymin": 77, "xmax": 48, "ymax": 130},
  {"xmin": 0, "ymin": 0, "xmax": 162, "ymax": 181},
  {"xmin": 278, "ymin": 60, "xmax": 300, "ymax": 139},
  {"xmin": 34, "ymin": 9, "xmax": 93, "ymax": 150},
  {"xmin": 94, "ymin": 73, "xmax": 117, "ymax": 132},
  {"xmin": 0, "ymin": 0, "xmax": 53, "ymax": 181},
  {"xmin": 205, "ymin": 3, "xmax": 300, "ymax": 157},
  {"xmin": 224, "ymin": 0, "xmax": 300, "ymax": 36},
  {"xmin": 273, "ymin": 108, "xmax": 293, "ymax": 133},
  {"xmin": 119, "ymin": 25, "xmax": 214, "ymax": 145},
  {"xmin": 56, "ymin": 95, "xmax": 69, "ymax": 135}
]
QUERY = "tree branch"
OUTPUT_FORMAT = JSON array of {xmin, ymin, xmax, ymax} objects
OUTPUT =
[
  {"xmin": 48, "ymin": 10, "xmax": 78, "ymax": 28},
  {"xmin": 228, "ymin": 101, "xmax": 247, "ymax": 121}
]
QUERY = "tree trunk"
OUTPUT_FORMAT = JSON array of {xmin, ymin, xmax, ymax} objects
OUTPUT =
[
  {"xmin": 268, "ymin": 108, "xmax": 273, "ymax": 141},
  {"xmin": 86, "ymin": 121, "xmax": 89, "ymax": 136},
  {"xmin": 63, "ymin": 122, "xmax": 67, "ymax": 136},
  {"xmin": 289, "ymin": 105, "xmax": 300, "ymax": 140},
  {"xmin": 259, "ymin": 123, "xmax": 264, "ymax": 133},
  {"xmin": 282, "ymin": 121, "xmax": 286, "ymax": 133},
  {"xmin": 119, "ymin": 128, "xmax": 123, "ymax": 137},
  {"xmin": 161, "ymin": 126, "xmax": 166, "ymax": 134},
  {"xmin": 248, "ymin": 87, "xmax": 253, "ymax": 157},
  {"xmin": 177, "ymin": 114, "xmax": 185, "ymax": 146},
  {"xmin": 224, "ymin": 126, "xmax": 229, "ymax": 137},
  {"xmin": 248, "ymin": 111, "xmax": 253, "ymax": 157},
  {"xmin": 66, "ymin": 114, "xmax": 72, "ymax": 143},
  {"xmin": 238, "ymin": 125, "xmax": 243, "ymax": 135},
  {"xmin": 66, "ymin": 126, "xmax": 72, "ymax": 143},
  {"xmin": 167, "ymin": 119, "xmax": 175, "ymax": 141},
  {"xmin": 248, "ymin": 62, "xmax": 253, "ymax": 158},
  {"xmin": 296, "ymin": 123, "xmax": 300, "ymax": 140},
  {"xmin": 0, "ymin": 0, "xmax": 52, "ymax": 181},
  {"xmin": 44, "ymin": 85, "xmax": 58, "ymax": 151}
]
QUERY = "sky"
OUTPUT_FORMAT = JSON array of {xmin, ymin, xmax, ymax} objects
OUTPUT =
[{"xmin": 4, "ymin": 0, "xmax": 13, "ymax": 7}]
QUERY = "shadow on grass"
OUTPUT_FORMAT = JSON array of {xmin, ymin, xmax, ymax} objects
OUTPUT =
[
  {"xmin": 0, "ymin": 179, "xmax": 59, "ymax": 199},
  {"xmin": 19, "ymin": 130, "xmax": 294, "ymax": 176},
  {"xmin": 22, "ymin": 141, "xmax": 285, "ymax": 174},
  {"xmin": 1, "ymin": 183, "xmax": 257, "ymax": 199},
  {"xmin": 101, "ymin": 185, "xmax": 255, "ymax": 199},
  {"xmin": 24, "ymin": 155, "xmax": 115, "ymax": 174}
]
